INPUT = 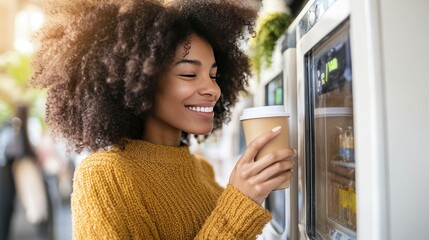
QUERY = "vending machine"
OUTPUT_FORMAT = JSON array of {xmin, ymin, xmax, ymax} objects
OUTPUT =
[
  {"xmin": 280, "ymin": 0, "xmax": 429, "ymax": 239},
  {"xmin": 297, "ymin": 1, "xmax": 357, "ymax": 240}
]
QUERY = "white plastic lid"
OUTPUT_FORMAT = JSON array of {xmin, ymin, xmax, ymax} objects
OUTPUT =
[{"xmin": 240, "ymin": 105, "xmax": 290, "ymax": 120}]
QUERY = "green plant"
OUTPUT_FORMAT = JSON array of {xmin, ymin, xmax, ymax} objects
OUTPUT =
[
  {"xmin": 0, "ymin": 51, "xmax": 45, "ymax": 125},
  {"xmin": 249, "ymin": 12, "xmax": 292, "ymax": 81}
]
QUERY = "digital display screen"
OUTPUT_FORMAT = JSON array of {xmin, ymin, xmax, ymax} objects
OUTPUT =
[
  {"xmin": 315, "ymin": 39, "xmax": 352, "ymax": 95},
  {"xmin": 265, "ymin": 74, "xmax": 283, "ymax": 106}
]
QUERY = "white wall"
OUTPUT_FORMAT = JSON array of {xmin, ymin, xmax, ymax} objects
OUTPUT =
[
  {"xmin": 380, "ymin": 0, "xmax": 429, "ymax": 239},
  {"xmin": 352, "ymin": 0, "xmax": 429, "ymax": 239}
]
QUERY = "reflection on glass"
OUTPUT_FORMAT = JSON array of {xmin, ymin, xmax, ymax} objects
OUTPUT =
[{"xmin": 306, "ymin": 20, "xmax": 356, "ymax": 239}]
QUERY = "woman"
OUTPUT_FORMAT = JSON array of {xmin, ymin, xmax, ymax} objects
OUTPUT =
[{"xmin": 31, "ymin": 0, "xmax": 296, "ymax": 239}]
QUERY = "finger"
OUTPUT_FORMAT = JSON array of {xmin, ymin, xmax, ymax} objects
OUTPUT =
[
  {"xmin": 239, "ymin": 126, "xmax": 282, "ymax": 164},
  {"xmin": 250, "ymin": 159, "xmax": 295, "ymax": 184},
  {"xmin": 260, "ymin": 169, "xmax": 294, "ymax": 191},
  {"xmin": 238, "ymin": 147, "xmax": 296, "ymax": 179},
  {"xmin": 243, "ymin": 148, "xmax": 296, "ymax": 178}
]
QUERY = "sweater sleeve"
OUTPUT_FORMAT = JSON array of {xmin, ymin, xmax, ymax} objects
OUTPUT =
[
  {"xmin": 196, "ymin": 184, "xmax": 272, "ymax": 239},
  {"xmin": 71, "ymin": 154, "xmax": 159, "ymax": 240},
  {"xmin": 194, "ymin": 156, "xmax": 272, "ymax": 239}
]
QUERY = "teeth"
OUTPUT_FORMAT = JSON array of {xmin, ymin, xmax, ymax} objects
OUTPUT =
[{"xmin": 187, "ymin": 106, "xmax": 214, "ymax": 113}]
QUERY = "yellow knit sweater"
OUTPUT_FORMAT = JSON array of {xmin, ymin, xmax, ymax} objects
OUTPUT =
[{"xmin": 71, "ymin": 140, "xmax": 272, "ymax": 239}]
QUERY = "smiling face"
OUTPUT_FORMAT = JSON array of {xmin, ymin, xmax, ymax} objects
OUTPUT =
[{"xmin": 143, "ymin": 33, "xmax": 221, "ymax": 146}]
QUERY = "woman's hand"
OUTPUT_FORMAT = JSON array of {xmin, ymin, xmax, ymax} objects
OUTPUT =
[{"xmin": 229, "ymin": 126, "xmax": 296, "ymax": 205}]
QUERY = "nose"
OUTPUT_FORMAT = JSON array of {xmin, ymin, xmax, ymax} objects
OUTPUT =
[{"xmin": 198, "ymin": 76, "xmax": 221, "ymax": 100}]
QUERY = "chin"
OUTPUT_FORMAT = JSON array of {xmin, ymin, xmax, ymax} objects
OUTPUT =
[{"xmin": 186, "ymin": 126, "xmax": 213, "ymax": 136}]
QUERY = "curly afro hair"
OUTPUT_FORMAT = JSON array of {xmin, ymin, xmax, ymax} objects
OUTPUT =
[{"xmin": 31, "ymin": 0, "xmax": 258, "ymax": 153}]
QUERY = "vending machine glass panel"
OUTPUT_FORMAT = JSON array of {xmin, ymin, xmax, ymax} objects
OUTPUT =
[
  {"xmin": 264, "ymin": 73, "xmax": 286, "ymax": 234},
  {"xmin": 304, "ymin": 20, "xmax": 356, "ymax": 239}
]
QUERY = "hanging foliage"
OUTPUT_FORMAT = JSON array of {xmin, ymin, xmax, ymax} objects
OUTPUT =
[
  {"xmin": 249, "ymin": 12, "xmax": 292, "ymax": 81},
  {"xmin": 0, "ymin": 51, "xmax": 45, "ymax": 125}
]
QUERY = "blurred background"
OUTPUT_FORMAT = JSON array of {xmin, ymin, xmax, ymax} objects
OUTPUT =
[
  {"xmin": 0, "ymin": 0, "xmax": 77, "ymax": 239},
  {"xmin": 0, "ymin": 101, "xmax": 75, "ymax": 240},
  {"xmin": 0, "ymin": 0, "xmax": 305, "ymax": 239}
]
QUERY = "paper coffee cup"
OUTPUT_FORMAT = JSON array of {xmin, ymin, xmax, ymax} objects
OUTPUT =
[{"xmin": 240, "ymin": 105, "xmax": 290, "ymax": 189}]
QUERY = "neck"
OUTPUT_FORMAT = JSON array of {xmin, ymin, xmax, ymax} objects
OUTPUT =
[{"xmin": 142, "ymin": 115, "xmax": 182, "ymax": 147}]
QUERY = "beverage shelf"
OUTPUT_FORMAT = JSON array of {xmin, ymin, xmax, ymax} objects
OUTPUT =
[{"xmin": 330, "ymin": 160, "xmax": 355, "ymax": 169}]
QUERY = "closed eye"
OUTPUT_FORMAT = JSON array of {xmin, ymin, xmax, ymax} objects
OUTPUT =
[{"xmin": 180, "ymin": 74, "xmax": 196, "ymax": 78}]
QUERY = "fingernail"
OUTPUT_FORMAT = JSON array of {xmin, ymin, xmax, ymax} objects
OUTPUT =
[
  {"xmin": 272, "ymin": 126, "xmax": 282, "ymax": 133},
  {"xmin": 293, "ymin": 149, "xmax": 297, "ymax": 156}
]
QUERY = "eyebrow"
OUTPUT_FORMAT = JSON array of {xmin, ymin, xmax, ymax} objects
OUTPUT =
[{"xmin": 175, "ymin": 59, "xmax": 217, "ymax": 68}]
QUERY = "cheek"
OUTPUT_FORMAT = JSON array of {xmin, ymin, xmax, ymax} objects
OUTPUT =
[
  {"xmin": 155, "ymin": 83, "xmax": 194, "ymax": 113},
  {"xmin": 159, "ymin": 80, "xmax": 192, "ymax": 100},
  {"xmin": 174, "ymin": 83, "xmax": 195, "ymax": 99}
]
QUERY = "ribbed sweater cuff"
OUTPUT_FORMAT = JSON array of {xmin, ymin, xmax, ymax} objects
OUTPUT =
[{"xmin": 214, "ymin": 184, "xmax": 272, "ymax": 238}]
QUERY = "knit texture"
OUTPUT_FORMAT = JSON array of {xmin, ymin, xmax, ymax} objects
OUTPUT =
[{"xmin": 71, "ymin": 140, "xmax": 272, "ymax": 239}]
